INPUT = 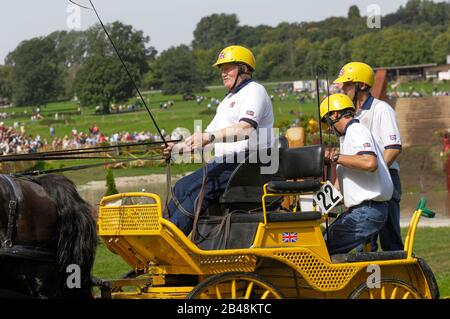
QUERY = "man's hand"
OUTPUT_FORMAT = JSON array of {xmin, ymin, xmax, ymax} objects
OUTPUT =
[
  {"xmin": 184, "ymin": 132, "xmax": 211, "ymax": 149},
  {"xmin": 325, "ymin": 146, "xmax": 339, "ymax": 164},
  {"xmin": 162, "ymin": 142, "xmax": 175, "ymax": 159}
]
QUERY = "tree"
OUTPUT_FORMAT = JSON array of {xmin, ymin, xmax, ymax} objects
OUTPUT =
[
  {"xmin": 85, "ymin": 21, "xmax": 154, "ymax": 76},
  {"xmin": 104, "ymin": 168, "xmax": 118, "ymax": 196},
  {"xmin": 383, "ymin": 0, "xmax": 450, "ymax": 27},
  {"xmin": 6, "ymin": 37, "xmax": 63, "ymax": 106},
  {"xmin": 432, "ymin": 27, "xmax": 450, "ymax": 64},
  {"xmin": 256, "ymin": 42, "xmax": 294, "ymax": 80},
  {"xmin": 75, "ymin": 55, "xmax": 139, "ymax": 113},
  {"xmin": 154, "ymin": 45, "xmax": 204, "ymax": 95},
  {"xmin": 45, "ymin": 30, "xmax": 89, "ymax": 99},
  {"xmin": 192, "ymin": 14, "xmax": 240, "ymax": 49},
  {"xmin": 348, "ymin": 5, "xmax": 361, "ymax": 19},
  {"xmin": 194, "ymin": 46, "xmax": 222, "ymax": 85},
  {"xmin": 236, "ymin": 25, "xmax": 272, "ymax": 48},
  {"xmin": 0, "ymin": 65, "xmax": 12, "ymax": 102},
  {"xmin": 349, "ymin": 27, "xmax": 432, "ymax": 67},
  {"xmin": 74, "ymin": 21, "xmax": 152, "ymax": 112}
]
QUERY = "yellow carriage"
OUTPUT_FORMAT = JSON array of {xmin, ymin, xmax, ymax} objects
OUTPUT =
[{"xmin": 94, "ymin": 145, "xmax": 439, "ymax": 299}]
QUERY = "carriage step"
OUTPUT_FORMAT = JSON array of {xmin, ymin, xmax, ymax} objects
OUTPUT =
[{"xmin": 331, "ymin": 250, "xmax": 407, "ymax": 263}]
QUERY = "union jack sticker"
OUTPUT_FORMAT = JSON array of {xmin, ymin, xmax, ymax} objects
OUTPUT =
[
  {"xmin": 282, "ymin": 232, "xmax": 298, "ymax": 243},
  {"xmin": 218, "ymin": 52, "xmax": 225, "ymax": 59}
]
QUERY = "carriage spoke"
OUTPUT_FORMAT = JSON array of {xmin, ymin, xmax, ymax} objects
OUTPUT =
[
  {"xmin": 231, "ymin": 280, "xmax": 237, "ymax": 299},
  {"xmin": 402, "ymin": 291, "xmax": 411, "ymax": 299},
  {"xmin": 380, "ymin": 286, "xmax": 386, "ymax": 299},
  {"xmin": 260, "ymin": 290, "xmax": 271, "ymax": 299},
  {"xmin": 369, "ymin": 289, "xmax": 375, "ymax": 299},
  {"xmin": 244, "ymin": 282, "xmax": 254, "ymax": 299},
  {"xmin": 214, "ymin": 285, "xmax": 223, "ymax": 299},
  {"xmin": 390, "ymin": 286, "xmax": 398, "ymax": 299}
]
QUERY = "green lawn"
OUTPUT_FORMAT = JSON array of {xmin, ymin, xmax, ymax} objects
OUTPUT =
[
  {"xmin": 2, "ymin": 84, "xmax": 318, "ymax": 141},
  {"xmin": 92, "ymin": 226, "xmax": 450, "ymax": 298},
  {"xmin": 388, "ymin": 81, "xmax": 449, "ymax": 95}
]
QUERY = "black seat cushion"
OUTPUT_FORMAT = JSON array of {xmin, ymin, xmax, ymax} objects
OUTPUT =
[
  {"xmin": 218, "ymin": 149, "xmax": 284, "ymax": 213},
  {"xmin": 331, "ymin": 251, "xmax": 407, "ymax": 263},
  {"xmin": 278, "ymin": 145, "xmax": 325, "ymax": 180},
  {"xmin": 267, "ymin": 179, "xmax": 322, "ymax": 194}
]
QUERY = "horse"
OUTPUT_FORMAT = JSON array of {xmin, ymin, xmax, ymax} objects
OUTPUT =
[{"xmin": 0, "ymin": 173, "xmax": 97, "ymax": 299}]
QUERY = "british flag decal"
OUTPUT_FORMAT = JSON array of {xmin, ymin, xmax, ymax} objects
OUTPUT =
[{"xmin": 282, "ymin": 232, "xmax": 298, "ymax": 243}]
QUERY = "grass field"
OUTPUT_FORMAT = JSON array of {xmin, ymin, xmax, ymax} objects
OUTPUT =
[
  {"xmin": 387, "ymin": 81, "xmax": 449, "ymax": 95},
  {"xmin": 1, "ymin": 84, "xmax": 318, "ymax": 141},
  {"xmin": 92, "ymin": 226, "xmax": 450, "ymax": 298}
]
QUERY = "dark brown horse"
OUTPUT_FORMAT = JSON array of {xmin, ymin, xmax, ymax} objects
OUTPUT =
[{"xmin": 0, "ymin": 173, "xmax": 97, "ymax": 298}]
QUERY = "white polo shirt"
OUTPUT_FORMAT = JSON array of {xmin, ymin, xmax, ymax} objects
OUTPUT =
[
  {"xmin": 355, "ymin": 95, "xmax": 402, "ymax": 171},
  {"xmin": 336, "ymin": 119, "xmax": 393, "ymax": 208},
  {"xmin": 205, "ymin": 80, "xmax": 274, "ymax": 158}
]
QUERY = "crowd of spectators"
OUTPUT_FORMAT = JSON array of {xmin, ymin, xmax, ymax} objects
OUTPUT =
[
  {"xmin": 0, "ymin": 121, "xmax": 170, "ymax": 156},
  {"xmin": 50, "ymin": 124, "xmax": 168, "ymax": 151},
  {"xmin": 0, "ymin": 122, "xmax": 44, "ymax": 155},
  {"xmin": 388, "ymin": 87, "xmax": 450, "ymax": 99}
]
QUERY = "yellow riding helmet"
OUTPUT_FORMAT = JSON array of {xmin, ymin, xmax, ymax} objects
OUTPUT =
[
  {"xmin": 212, "ymin": 45, "xmax": 256, "ymax": 71},
  {"xmin": 334, "ymin": 62, "xmax": 374, "ymax": 87},
  {"xmin": 319, "ymin": 94, "xmax": 355, "ymax": 121}
]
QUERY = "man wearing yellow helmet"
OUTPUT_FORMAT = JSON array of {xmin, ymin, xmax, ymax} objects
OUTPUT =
[
  {"xmin": 335, "ymin": 62, "xmax": 403, "ymax": 252},
  {"xmin": 320, "ymin": 94, "xmax": 393, "ymax": 254},
  {"xmin": 163, "ymin": 45, "xmax": 274, "ymax": 235}
]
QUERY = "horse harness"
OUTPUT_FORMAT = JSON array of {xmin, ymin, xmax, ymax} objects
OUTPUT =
[{"xmin": 0, "ymin": 174, "xmax": 55, "ymax": 262}]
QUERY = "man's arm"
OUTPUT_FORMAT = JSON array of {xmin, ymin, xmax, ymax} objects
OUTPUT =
[
  {"xmin": 336, "ymin": 153, "xmax": 378, "ymax": 172},
  {"xmin": 185, "ymin": 121, "xmax": 254, "ymax": 148},
  {"xmin": 383, "ymin": 148, "xmax": 401, "ymax": 167}
]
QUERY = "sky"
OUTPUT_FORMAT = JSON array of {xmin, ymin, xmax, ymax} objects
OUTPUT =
[{"xmin": 0, "ymin": 0, "xmax": 442, "ymax": 64}]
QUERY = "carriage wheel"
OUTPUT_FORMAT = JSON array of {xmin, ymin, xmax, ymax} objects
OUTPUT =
[
  {"xmin": 349, "ymin": 277, "xmax": 423, "ymax": 299},
  {"xmin": 187, "ymin": 272, "xmax": 284, "ymax": 299}
]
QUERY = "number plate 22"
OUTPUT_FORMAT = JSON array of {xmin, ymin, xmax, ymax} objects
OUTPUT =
[{"xmin": 313, "ymin": 181, "xmax": 343, "ymax": 214}]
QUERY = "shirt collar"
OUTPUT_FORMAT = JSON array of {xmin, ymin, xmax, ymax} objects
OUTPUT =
[
  {"xmin": 228, "ymin": 78, "xmax": 254, "ymax": 95},
  {"xmin": 361, "ymin": 94, "xmax": 374, "ymax": 110},
  {"xmin": 342, "ymin": 118, "xmax": 359, "ymax": 136}
]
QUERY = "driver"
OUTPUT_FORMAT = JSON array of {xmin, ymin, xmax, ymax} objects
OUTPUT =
[{"xmin": 163, "ymin": 45, "xmax": 274, "ymax": 235}]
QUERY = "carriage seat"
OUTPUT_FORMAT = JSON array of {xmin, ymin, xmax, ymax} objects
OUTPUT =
[
  {"xmin": 194, "ymin": 211, "xmax": 322, "ymax": 250},
  {"xmin": 265, "ymin": 144, "xmax": 324, "ymax": 194},
  {"xmin": 331, "ymin": 250, "xmax": 407, "ymax": 263},
  {"xmin": 205, "ymin": 147, "xmax": 285, "ymax": 216}
]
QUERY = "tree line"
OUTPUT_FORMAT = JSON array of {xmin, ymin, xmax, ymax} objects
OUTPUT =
[{"xmin": 0, "ymin": 0, "xmax": 449, "ymax": 111}]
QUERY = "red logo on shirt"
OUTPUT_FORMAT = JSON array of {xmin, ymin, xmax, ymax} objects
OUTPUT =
[
  {"xmin": 363, "ymin": 143, "xmax": 371, "ymax": 148},
  {"xmin": 246, "ymin": 110, "xmax": 254, "ymax": 116},
  {"xmin": 390, "ymin": 134, "xmax": 397, "ymax": 140},
  {"xmin": 229, "ymin": 102, "xmax": 235, "ymax": 108}
]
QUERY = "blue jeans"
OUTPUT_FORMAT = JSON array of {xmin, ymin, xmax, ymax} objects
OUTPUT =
[
  {"xmin": 167, "ymin": 160, "xmax": 239, "ymax": 235},
  {"xmin": 326, "ymin": 201, "xmax": 388, "ymax": 255},
  {"xmin": 379, "ymin": 169, "xmax": 404, "ymax": 251},
  {"xmin": 357, "ymin": 169, "xmax": 403, "ymax": 252}
]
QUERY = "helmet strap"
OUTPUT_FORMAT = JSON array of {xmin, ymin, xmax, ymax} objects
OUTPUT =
[
  {"xmin": 353, "ymin": 83, "xmax": 361, "ymax": 108},
  {"xmin": 325, "ymin": 109, "xmax": 354, "ymax": 136},
  {"xmin": 228, "ymin": 63, "xmax": 250, "ymax": 94},
  {"xmin": 353, "ymin": 82, "xmax": 370, "ymax": 108}
]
